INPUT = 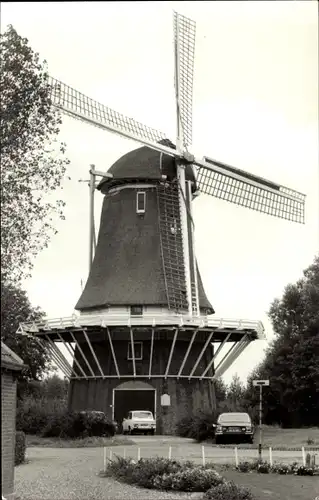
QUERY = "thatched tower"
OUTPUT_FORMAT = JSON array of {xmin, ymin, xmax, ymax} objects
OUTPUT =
[{"xmin": 69, "ymin": 144, "xmax": 217, "ymax": 433}]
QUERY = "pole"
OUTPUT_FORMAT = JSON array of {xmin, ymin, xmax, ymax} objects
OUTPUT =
[
  {"xmin": 258, "ymin": 385, "xmax": 262, "ymax": 462},
  {"xmin": 202, "ymin": 445, "xmax": 206, "ymax": 466},
  {"xmin": 89, "ymin": 165, "xmax": 95, "ymax": 272}
]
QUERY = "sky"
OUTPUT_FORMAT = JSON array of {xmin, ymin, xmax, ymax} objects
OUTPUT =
[{"xmin": 2, "ymin": 1, "xmax": 318, "ymax": 384}]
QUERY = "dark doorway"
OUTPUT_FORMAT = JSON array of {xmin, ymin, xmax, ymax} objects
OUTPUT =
[{"xmin": 114, "ymin": 390, "xmax": 155, "ymax": 430}]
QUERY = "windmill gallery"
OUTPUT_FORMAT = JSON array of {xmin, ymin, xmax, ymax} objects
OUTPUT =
[{"xmin": 18, "ymin": 12, "xmax": 305, "ymax": 434}]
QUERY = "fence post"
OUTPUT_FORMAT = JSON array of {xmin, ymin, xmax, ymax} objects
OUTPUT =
[
  {"xmin": 123, "ymin": 447, "xmax": 126, "ymax": 459},
  {"xmin": 103, "ymin": 447, "xmax": 107, "ymax": 472},
  {"xmin": 234, "ymin": 447, "xmax": 239, "ymax": 468},
  {"xmin": 137, "ymin": 447, "xmax": 141, "ymax": 461},
  {"xmin": 202, "ymin": 445, "xmax": 206, "ymax": 467},
  {"xmin": 301, "ymin": 447, "xmax": 306, "ymax": 466},
  {"xmin": 168, "ymin": 446, "xmax": 172, "ymax": 459},
  {"xmin": 269, "ymin": 447, "xmax": 273, "ymax": 467},
  {"xmin": 109, "ymin": 449, "xmax": 113, "ymax": 461}
]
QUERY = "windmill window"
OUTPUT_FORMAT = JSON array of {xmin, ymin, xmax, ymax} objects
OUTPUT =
[
  {"xmin": 130, "ymin": 305, "xmax": 143, "ymax": 316},
  {"xmin": 136, "ymin": 191, "xmax": 146, "ymax": 214},
  {"xmin": 127, "ymin": 341, "xmax": 143, "ymax": 360}
]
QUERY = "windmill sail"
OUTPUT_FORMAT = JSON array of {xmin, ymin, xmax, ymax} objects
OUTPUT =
[
  {"xmin": 48, "ymin": 76, "xmax": 177, "ymax": 156},
  {"xmin": 173, "ymin": 11, "xmax": 196, "ymax": 149},
  {"xmin": 195, "ymin": 157, "xmax": 306, "ymax": 224}
]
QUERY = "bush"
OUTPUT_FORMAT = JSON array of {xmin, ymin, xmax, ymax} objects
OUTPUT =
[
  {"xmin": 15, "ymin": 431, "xmax": 26, "ymax": 465},
  {"xmin": 204, "ymin": 481, "xmax": 256, "ymax": 500},
  {"xmin": 42, "ymin": 411, "xmax": 115, "ymax": 439},
  {"xmin": 152, "ymin": 467, "xmax": 225, "ymax": 492},
  {"xmin": 236, "ymin": 460, "xmax": 318, "ymax": 477},
  {"xmin": 256, "ymin": 462, "xmax": 270, "ymax": 474},
  {"xmin": 16, "ymin": 396, "xmax": 115, "ymax": 439},
  {"xmin": 16, "ymin": 396, "xmax": 66, "ymax": 434},
  {"xmin": 105, "ymin": 457, "xmax": 186, "ymax": 487},
  {"xmin": 176, "ymin": 410, "xmax": 217, "ymax": 442}
]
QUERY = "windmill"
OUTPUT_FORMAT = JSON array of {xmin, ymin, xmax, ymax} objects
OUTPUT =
[{"xmin": 19, "ymin": 11, "xmax": 305, "ymax": 433}]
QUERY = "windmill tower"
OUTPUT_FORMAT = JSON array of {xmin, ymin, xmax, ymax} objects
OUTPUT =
[{"xmin": 19, "ymin": 12, "xmax": 305, "ymax": 434}]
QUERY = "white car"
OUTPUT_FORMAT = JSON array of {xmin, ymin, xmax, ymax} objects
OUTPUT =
[{"xmin": 122, "ymin": 410, "xmax": 156, "ymax": 435}]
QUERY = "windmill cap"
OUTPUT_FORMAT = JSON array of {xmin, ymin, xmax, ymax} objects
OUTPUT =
[{"xmin": 97, "ymin": 139, "xmax": 197, "ymax": 193}]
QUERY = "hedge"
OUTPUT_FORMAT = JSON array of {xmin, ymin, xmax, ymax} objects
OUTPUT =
[{"xmin": 16, "ymin": 396, "xmax": 115, "ymax": 438}]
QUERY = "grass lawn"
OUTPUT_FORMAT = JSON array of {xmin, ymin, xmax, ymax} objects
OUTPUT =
[
  {"xmin": 220, "ymin": 467, "xmax": 319, "ymax": 500},
  {"xmin": 253, "ymin": 426, "xmax": 319, "ymax": 448},
  {"xmin": 26, "ymin": 434, "xmax": 135, "ymax": 448},
  {"xmin": 206, "ymin": 426, "xmax": 319, "ymax": 449}
]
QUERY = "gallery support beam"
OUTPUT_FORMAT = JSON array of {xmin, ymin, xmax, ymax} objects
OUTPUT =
[
  {"xmin": 164, "ymin": 328, "xmax": 178, "ymax": 378},
  {"xmin": 44, "ymin": 334, "xmax": 76, "ymax": 377},
  {"xmin": 130, "ymin": 328, "xmax": 136, "ymax": 377},
  {"xmin": 177, "ymin": 327, "xmax": 199, "ymax": 378},
  {"xmin": 56, "ymin": 332, "xmax": 88, "ymax": 378},
  {"xmin": 83, "ymin": 329, "xmax": 105, "ymax": 377},
  {"xmin": 42, "ymin": 339, "xmax": 71, "ymax": 378},
  {"xmin": 215, "ymin": 337, "xmax": 250, "ymax": 379},
  {"xmin": 200, "ymin": 332, "xmax": 232, "ymax": 379},
  {"xmin": 70, "ymin": 331, "xmax": 95, "ymax": 377},
  {"xmin": 106, "ymin": 326, "xmax": 120, "ymax": 378},
  {"xmin": 148, "ymin": 327, "xmax": 155, "ymax": 378},
  {"xmin": 213, "ymin": 335, "xmax": 249, "ymax": 379},
  {"xmin": 188, "ymin": 331, "xmax": 214, "ymax": 379}
]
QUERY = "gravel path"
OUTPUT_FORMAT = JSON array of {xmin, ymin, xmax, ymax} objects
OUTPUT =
[
  {"xmin": 15, "ymin": 445, "xmax": 319, "ymax": 500},
  {"xmin": 15, "ymin": 447, "xmax": 203, "ymax": 500}
]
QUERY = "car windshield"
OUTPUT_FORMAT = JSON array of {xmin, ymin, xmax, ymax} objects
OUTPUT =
[
  {"xmin": 218, "ymin": 413, "xmax": 251, "ymax": 424},
  {"xmin": 133, "ymin": 411, "xmax": 153, "ymax": 419}
]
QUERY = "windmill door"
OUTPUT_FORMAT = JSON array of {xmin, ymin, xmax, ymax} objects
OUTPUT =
[{"xmin": 114, "ymin": 389, "xmax": 155, "ymax": 429}]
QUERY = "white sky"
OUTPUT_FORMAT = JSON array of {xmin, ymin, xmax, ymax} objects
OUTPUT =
[{"xmin": 2, "ymin": 1, "xmax": 318, "ymax": 384}]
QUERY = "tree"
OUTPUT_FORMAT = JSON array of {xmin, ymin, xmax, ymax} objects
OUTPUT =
[
  {"xmin": 1, "ymin": 281, "xmax": 50, "ymax": 395},
  {"xmin": 226, "ymin": 374, "xmax": 246, "ymax": 410},
  {"xmin": 215, "ymin": 378, "xmax": 227, "ymax": 404},
  {"xmin": 244, "ymin": 255, "xmax": 319, "ymax": 427},
  {"xmin": 0, "ymin": 25, "xmax": 70, "ymax": 283},
  {"xmin": 25, "ymin": 374, "xmax": 69, "ymax": 400}
]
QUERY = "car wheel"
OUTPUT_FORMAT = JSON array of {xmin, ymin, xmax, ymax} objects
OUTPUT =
[
  {"xmin": 215, "ymin": 437, "xmax": 220, "ymax": 445},
  {"xmin": 150, "ymin": 429, "xmax": 155, "ymax": 436}
]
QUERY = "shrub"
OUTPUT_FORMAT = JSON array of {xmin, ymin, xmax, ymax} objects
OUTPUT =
[
  {"xmin": 176, "ymin": 410, "xmax": 217, "ymax": 442},
  {"xmin": 104, "ymin": 456, "xmax": 230, "ymax": 493},
  {"xmin": 131, "ymin": 458, "xmax": 185, "ymax": 488},
  {"xmin": 16, "ymin": 396, "xmax": 66, "ymax": 434},
  {"xmin": 296, "ymin": 465, "xmax": 315, "ymax": 476},
  {"xmin": 152, "ymin": 467, "xmax": 225, "ymax": 492},
  {"xmin": 15, "ymin": 431, "xmax": 26, "ymax": 465},
  {"xmin": 16, "ymin": 396, "xmax": 115, "ymax": 439},
  {"xmin": 204, "ymin": 481, "xmax": 256, "ymax": 500},
  {"xmin": 257, "ymin": 462, "xmax": 270, "ymax": 474},
  {"xmin": 105, "ymin": 456, "xmax": 185, "ymax": 486},
  {"xmin": 42, "ymin": 411, "xmax": 115, "ymax": 439},
  {"xmin": 237, "ymin": 461, "xmax": 250, "ymax": 473}
]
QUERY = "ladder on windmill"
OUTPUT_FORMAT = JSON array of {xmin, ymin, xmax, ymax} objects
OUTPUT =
[{"xmin": 157, "ymin": 184, "xmax": 198, "ymax": 315}]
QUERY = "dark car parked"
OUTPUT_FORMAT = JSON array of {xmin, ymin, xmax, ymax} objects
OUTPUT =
[{"xmin": 215, "ymin": 412, "xmax": 254, "ymax": 444}]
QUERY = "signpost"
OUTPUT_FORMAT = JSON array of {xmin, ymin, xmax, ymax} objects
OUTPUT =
[{"xmin": 253, "ymin": 380, "xmax": 270, "ymax": 462}]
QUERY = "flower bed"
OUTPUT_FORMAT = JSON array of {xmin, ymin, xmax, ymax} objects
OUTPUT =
[
  {"xmin": 99, "ymin": 456, "xmax": 256, "ymax": 499},
  {"xmin": 236, "ymin": 460, "xmax": 319, "ymax": 476}
]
